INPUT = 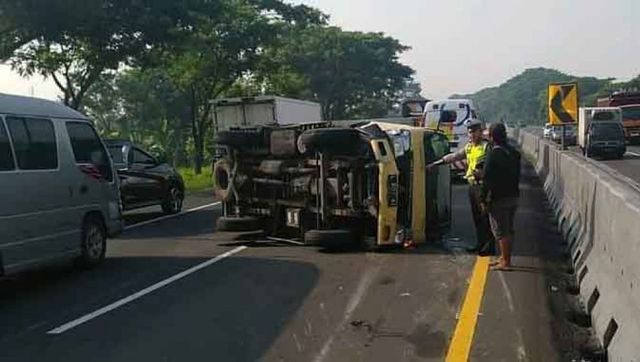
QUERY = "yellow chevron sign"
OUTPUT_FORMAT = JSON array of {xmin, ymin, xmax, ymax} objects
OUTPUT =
[{"xmin": 548, "ymin": 83, "xmax": 578, "ymax": 125}]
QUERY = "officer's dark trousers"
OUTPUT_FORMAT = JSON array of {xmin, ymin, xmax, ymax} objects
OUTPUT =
[{"xmin": 468, "ymin": 183, "xmax": 495, "ymax": 254}]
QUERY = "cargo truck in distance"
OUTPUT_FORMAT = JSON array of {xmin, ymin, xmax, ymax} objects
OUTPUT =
[
  {"xmin": 212, "ymin": 122, "xmax": 452, "ymax": 250},
  {"xmin": 212, "ymin": 96, "xmax": 322, "ymax": 132},
  {"xmin": 597, "ymin": 91, "xmax": 640, "ymax": 144},
  {"xmin": 578, "ymin": 107, "xmax": 626, "ymax": 159}
]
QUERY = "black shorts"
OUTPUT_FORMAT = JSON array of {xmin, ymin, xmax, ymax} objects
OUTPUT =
[{"xmin": 488, "ymin": 197, "xmax": 518, "ymax": 239}]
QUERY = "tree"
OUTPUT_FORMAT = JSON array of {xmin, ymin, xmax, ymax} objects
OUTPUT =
[
  {"xmin": 259, "ymin": 26, "xmax": 414, "ymax": 120},
  {"xmin": 0, "ymin": 0, "xmax": 243, "ymax": 109},
  {"xmin": 154, "ymin": 0, "xmax": 325, "ymax": 173}
]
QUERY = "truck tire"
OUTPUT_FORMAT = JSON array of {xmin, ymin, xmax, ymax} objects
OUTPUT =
[
  {"xmin": 297, "ymin": 128, "xmax": 366, "ymax": 155},
  {"xmin": 213, "ymin": 159, "xmax": 234, "ymax": 202},
  {"xmin": 216, "ymin": 216, "xmax": 263, "ymax": 232},
  {"xmin": 304, "ymin": 229, "xmax": 353, "ymax": 248}
]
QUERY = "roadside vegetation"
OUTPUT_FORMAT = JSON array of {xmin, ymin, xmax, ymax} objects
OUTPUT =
[
  {"xmin": 0, "ymin": 0, "xmax": 415, "ymax": 174},
  {"xmin": 179, "ymin": 167, "xmax": 213, "ymax": 193}
]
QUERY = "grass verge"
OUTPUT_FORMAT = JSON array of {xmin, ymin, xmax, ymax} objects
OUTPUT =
[{"xmin": 178, "ymin": 167, "xmax": 213, "ymax": 193}]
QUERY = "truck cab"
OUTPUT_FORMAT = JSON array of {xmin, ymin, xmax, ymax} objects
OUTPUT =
[{"xmin": 597, "ymin": 92, "xmax": 640, "ymax": 144}]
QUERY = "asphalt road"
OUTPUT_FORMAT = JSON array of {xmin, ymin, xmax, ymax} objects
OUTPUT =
[{"xmin": 0, "ymin": 177, "xmax": 599, "ymax": 361}]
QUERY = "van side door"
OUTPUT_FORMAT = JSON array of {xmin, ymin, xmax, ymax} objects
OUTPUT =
[{"xmin": 0, "ymin": 116, "xmax": 76, "ymax": 273}]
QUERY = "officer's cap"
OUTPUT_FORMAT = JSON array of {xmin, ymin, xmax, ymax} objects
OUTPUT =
[{"xmin": 465, "ymin": 118, "xmax": 483, "ymax": 130}]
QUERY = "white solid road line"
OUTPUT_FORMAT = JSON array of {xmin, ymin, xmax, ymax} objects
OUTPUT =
[
  {"xmin": 627, "ymin": 151, "xmax": 640, "ymax": 157},
  {"xmin": 47, "ymin": 245, "xmax": 247, "ymax": 335},
  {"xmin": 124, "ymin": 201, "xmax": 221, "ymax": 231}
]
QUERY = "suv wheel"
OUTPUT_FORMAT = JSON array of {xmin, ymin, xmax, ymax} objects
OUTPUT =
[{"xmin": 162, "ymin": 187, "xmax": 183, "ymax": 214}]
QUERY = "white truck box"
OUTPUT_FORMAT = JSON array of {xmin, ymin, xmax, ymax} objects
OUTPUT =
[{"xmin": 213, "ymin": 96, "xmax": 322, "ymax": 132}]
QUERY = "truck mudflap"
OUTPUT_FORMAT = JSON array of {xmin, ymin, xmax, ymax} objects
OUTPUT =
[{"xmin": 370, "ymin": 139, "xmax": 399, "ymax": 246}]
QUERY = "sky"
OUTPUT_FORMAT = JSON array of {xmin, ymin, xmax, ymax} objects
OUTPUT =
[{"xmin": 1, "ymin": 0, "xmax": 638, "ymax": 101}]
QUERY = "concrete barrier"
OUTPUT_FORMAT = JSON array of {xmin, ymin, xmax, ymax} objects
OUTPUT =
[{"xmin": 516, "ymin": 129, "xmax": 640, "ymax": 361}]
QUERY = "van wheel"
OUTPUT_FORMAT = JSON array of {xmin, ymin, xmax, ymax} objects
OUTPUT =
[
  {"xmin": 304, "ymin": 229, "xmax": 353, "ymax": 248},
  {"xmin": 78, "ymin": 216, "xmax": 106, "ymax": 268},
  {"xmin": 216, "ymin": 216, "xmax": 262, "ymax": 232},
  {"xmin": 162, "ymin": 186, "xmax": 183, "ymax": 214}
]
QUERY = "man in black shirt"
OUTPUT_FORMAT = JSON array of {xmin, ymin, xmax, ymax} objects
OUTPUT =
[{"xmin": 482, "ymin": 123, "xmax": 520, "ymax": 270}]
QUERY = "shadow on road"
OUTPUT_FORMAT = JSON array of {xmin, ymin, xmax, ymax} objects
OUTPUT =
[
  {"xmin": 122, "ymin": 209, "xmax": 221, "ymax": 240},
  {"xmin": 0, "ymin": 255, "xmax": 320, "ymax": 362}
]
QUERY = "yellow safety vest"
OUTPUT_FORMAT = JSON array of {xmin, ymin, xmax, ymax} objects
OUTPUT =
[{"xmin": 465, "ymin": 141, "xmax": 490, "ymax": 182}]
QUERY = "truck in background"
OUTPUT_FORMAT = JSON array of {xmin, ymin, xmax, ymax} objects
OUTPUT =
[
  {"xmin": 212, "ymin": 96, "xmax": 322, "ymax": 132},
  {"xmin": 597, "ymin": 91, "xmax": 640, "ymax": 144},
  {"xmin": 577, "ymin": 107, "xmax": 626, "ymax": 159}
]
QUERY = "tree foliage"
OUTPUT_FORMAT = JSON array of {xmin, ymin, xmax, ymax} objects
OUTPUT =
[
  {"xmin": 1, "ymin": 0, "xmax": 415, "ymax": 174},
  {"xmin": 258, "ymin": 26, "xmax": 414, "ymax": 120}
]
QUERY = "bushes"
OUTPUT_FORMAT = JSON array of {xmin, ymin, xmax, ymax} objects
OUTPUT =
[{"xmin": 178, "ymin": 167, "xmax": 213, "ymax": 192}]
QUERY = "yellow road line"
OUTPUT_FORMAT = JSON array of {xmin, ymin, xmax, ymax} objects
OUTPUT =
[{"xmin": 445, "ymin": 256, "xmax": 490, "ymax": 362}]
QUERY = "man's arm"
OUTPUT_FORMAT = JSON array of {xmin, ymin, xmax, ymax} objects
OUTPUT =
[{"xmin": 427, "ymin": 147, "xmax": 466, "ymax": 169}]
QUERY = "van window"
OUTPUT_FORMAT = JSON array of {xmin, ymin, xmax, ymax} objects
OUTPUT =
[
  {"xmin": 6, "ymin": 117, "xmax": 58, "ymax": 170},
  {"xmin": 66, "ymin": 122, "xmax": 113, "ymax": 181},
  {"xmin": 0, "ymin": 119, "xmax": 15, "ymax": 171}
]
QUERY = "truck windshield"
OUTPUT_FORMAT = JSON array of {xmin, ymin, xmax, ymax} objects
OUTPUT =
[
  {"xmin": 590, "ymin": 123, "xmax": 623, "ymax": 139},
  {"xmin": 622, "ymin": 107, "xmax": 640, "ymax": 120}
]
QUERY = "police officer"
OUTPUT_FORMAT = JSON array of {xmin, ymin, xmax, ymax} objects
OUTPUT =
[{"xmin": 427, "ymin": 119, "xmax": 495, "ymax": 255}]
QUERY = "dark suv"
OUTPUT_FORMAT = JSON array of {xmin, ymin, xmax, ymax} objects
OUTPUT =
[{"xmin": 105, "ymin": 140, "xmax": 184, "ymax": 214}]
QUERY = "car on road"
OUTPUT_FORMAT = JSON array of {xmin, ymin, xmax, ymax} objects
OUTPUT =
[
  {"xmin": 0, "ymin": 93, "xmax": 122, "ymax": 275},
  {"xmin": 213, "ymin": 122, "xmax": 452, "ymax": 249},
  {"xmin": 105, "ymin": 140, "xmax": 185, "ymax": 214},
  {"xmin": 550, "ymin": 123, "xmax": 577, "ymax": 145},
  {"xmin": 578, "ymin": 107, "xmax": 626, "ymax": 159}
]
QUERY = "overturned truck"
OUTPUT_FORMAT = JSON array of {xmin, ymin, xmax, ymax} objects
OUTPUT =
[{"xmin": 213, "ymin": 122, "xmax": 452, "ymax": 249}]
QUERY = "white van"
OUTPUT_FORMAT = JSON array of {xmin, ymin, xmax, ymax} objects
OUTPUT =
[
  {"xmin": 424, "ymin": 99, "xmax": 478, "ymax": 150},
  {"xmin": 0, "ymin": 93, "xmax": 122, "ymax": 275}
]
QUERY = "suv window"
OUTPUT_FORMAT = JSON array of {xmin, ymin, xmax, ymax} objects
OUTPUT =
[
  {"xmin": 6, "ymin": 117, "xmax": 58, "ymax": 170},
  {"xmin": 132, "ymin": 148, "xmax": 155, "ymax": 165},
  {"xmin": 66, "ymin": 122, "xmax": 113, "ymax": 181},
  {"xmin": 0, "ymin": 118, "xmax": 15, "ymax": 171},
  {"xmin": 107, "ymin": 145, "xmax": 126, "ymax": 165}
]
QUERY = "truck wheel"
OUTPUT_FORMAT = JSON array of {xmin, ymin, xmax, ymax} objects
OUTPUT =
[
  {"xmin": 304, "ymin": 229, "xmax": 353, "ymax": 248},
  {"xmin": 297, "ymin": 128, "xmax": 366, "ymax": 155},
  {"xmin": 213, "ymin": 159, "xmax": 234, "ymax": 202},
  {"xmin": 216, "ymin": 216, "xmax": 262, "ymax": 232}
]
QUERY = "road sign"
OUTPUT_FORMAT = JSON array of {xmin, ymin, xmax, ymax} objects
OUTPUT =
[{"xmin": 548, "ymin": 83, "xmax": 578, "ymax": 125}]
